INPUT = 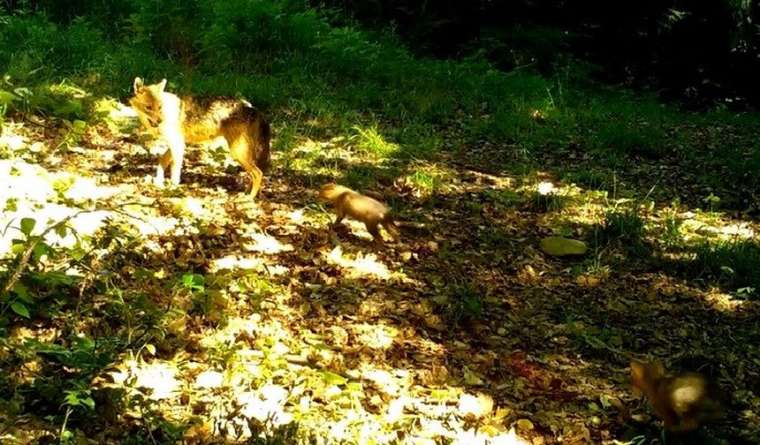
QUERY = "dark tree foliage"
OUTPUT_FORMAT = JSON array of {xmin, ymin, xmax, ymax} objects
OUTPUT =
[
  {"xmin": 3, "ymin": 0, "xmax": 758, "ymax": 105},
  {"xmin": 314, "ymin": 0, "xmax": 760, "ymax": 106}
]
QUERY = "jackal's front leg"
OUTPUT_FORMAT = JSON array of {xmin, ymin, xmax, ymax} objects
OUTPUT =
[
  {"xmin": 166, "ymin": 134, "xmax": 186, "ymax": 186},
  {"xmin": 155, "ymin": 148, "xmax": 172, "ymax": 186}
]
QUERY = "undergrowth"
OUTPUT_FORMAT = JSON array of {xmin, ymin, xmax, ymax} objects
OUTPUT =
[{"xmin": 1, "ymin": 1, "xmax": 760, "ymax": 443}]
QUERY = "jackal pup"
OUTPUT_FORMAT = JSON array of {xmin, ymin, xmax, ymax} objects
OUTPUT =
[
  {"xmin": 319, "ymin": 183, "xmax": 399, "ymax": 243},
  {"xmin": 630, "ymin": 360, "xmax": 723, "ymax": 432},
  {"xmin": 129, "ymin": 77, "xmax": 271, "ymax": 197}
]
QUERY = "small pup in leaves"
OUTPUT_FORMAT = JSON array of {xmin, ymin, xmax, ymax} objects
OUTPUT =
[
  {"xmin": 630, "ymin": 360, "xmax": 723, "ymax": 433},
  {"xmin": 319, "ymin": 183, "xmax": 399, "ymax": 244}
]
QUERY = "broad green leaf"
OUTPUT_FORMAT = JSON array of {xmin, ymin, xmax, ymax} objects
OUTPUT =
[
  {"xmin": 10, "ymin": 241, "xmax": 24, "ymax": 255},
  {"xmin": 55, "ymin": 224, "xmax": 68, "ymax": 239},
  {"xmin": 0, "ymin": 90, "xmax": 16, "ymax": 106},
  {"xmin": 346, "ymin": 382, "xmax": 363, "ymax": 393},
  {"xmin": 320, "ymin": 371, "xmax": 347, "ymax": 386},
  {"xmin": 70, "ymin": 245, "xmax": 86, "ymax": 261},
  {"xmin": 11, "ymin": 302, "xmax": 30, "ymax": 318},
  {"xmin": 83, "ymin": 397, "xmax": 96, "ymax": 410},
  {"xmin": 20, "ymin": 218, "xmax": 36, "ymax": 236},
  {"xmin": 32, "ymin": 243, "xmax": 49, "ymax": 262},
  {"xmin": 182, "ymin": 273, "xmax": 205, "ymax": 291},
  {"xmin": 72, "ymin": 120, "xmax": 87, "ymax": 131},
  {"xmin": 13, "ymin": 283, "xmax": 33, "ymax": 304}
]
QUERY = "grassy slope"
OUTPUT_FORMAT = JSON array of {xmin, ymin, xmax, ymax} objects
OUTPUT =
[{"xmin": 1, "ymin": 2, "xmax": 759, "ymax": 444}]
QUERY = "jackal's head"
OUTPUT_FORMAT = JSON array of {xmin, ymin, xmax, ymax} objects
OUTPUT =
[{"xmin": 130, "ymin": 77, "xmax": 166, "ymax": 128}]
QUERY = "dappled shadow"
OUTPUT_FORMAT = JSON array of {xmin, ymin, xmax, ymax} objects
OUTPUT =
[{"xmin": 2, "ymin": 91, "xmax": 759, "ymax": 445}]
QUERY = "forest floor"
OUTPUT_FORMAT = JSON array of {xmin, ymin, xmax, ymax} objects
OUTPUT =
[{"xmin": 0, "ymin": 92, "xmax": 758, "ymax": 445}]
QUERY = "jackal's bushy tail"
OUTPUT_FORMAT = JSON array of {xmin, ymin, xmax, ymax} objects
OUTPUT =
[
  {"xmin": 258, "ymin": 118, "xmax": 271, "ymax": 172},
  {"xmin": 241, "ymin": 104, "xmax": 271, "ymax": 172},
  {"xmin": 319, "ymin": 184, "xmax": 353, "ymax": 202}
]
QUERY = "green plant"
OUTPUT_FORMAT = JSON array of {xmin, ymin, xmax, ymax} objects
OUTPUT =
[
  {"xmin": 690, "ymin": 240, "xmax": 760, "ymax": 298},
  {"xmin": 444, "ymin": 282, "xmax": 484, "ymax": 325},
  {"xmin": 0, "ymin": 216, "xmax": 75, "ymax": 319},
  {"xmin": 527, "ymin": 191, "xmax": 565, "ymax": 212},
  {"xmin": 592, "ymin": 206, "xmax": 649, "ymax": 257},
  {"xmin": 352, "ymin": 126, "xmax": 399, "ymax": 158},
  {"xmin": 562, "ymin": 169, "xmax": 609, "ymax": 190},
  {"xmin": 599, "ymin": 208, "xmax": 644, "ymax": 242},
  {"xmin": 661, "ymin": 207, "xmax": 683, "ymax": 249}
]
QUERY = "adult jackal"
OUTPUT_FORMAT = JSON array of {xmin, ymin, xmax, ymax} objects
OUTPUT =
[{"xmin": 129, "ymin": 77, "xmax": 271, "ymax": 197}]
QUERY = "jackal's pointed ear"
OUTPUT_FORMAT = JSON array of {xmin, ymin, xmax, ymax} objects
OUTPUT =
[
  {"xmin": 157, "ymin": 78, "xmax": 167, "ymax": 92},
  {"xmin": 133, "ymin": 77, "xmax": 144, "ymax": 92}
]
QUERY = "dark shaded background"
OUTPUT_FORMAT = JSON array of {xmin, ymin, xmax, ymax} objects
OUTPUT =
[
  {"xmin": 311, "ymin": 0, "xmax": 759, "ymax": 107},
  {"xmin": 4, "ymin": 0, "xmax": 759, "ymax": 106}
]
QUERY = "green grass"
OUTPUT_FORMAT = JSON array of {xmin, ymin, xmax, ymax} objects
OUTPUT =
[
  {"xmin": 562, "ymin": 169, "xmax": 610, "ymax": 191},
  {"xmin": 593, "ymin": 207, "xmax": 649, "ymax": 256},
  {"xmin": 1, "ymin": 1, "xmax": 757, "ymax": 202},
  {"xmin": 690, "ymin": 240, "xmax": 760, "ymax": 298},
  {"xmin": 2, "ymin": 2, "xmax": 760, "ymax": 443},
  {"xmin": 352, "ymin": 126, "xmax": 399, "ymax": 158}
]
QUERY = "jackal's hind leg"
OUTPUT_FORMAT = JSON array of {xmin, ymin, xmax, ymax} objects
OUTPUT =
[
  {"xmin": 229, "ymin": 135, "xmax": 264, "ymax": 198},
  {"xmin": 366, "ymin": 222, "xmax": 384, "ymax": 244}
]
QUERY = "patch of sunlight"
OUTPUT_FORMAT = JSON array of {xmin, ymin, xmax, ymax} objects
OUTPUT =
[
  {"xmin": 537, "ymin": 181, "xmax": 555, "ymax": 195},
  {"xmin": 47, "ymin": 81, "xmax": 88, "ymax": 99},
  {"xmin": 194, "ymin": 370, "xmax": 225, "ymax": 389},
  {"xmin": 63, "ymin": 210, "xmax": 110, "ymax": 239},
  {"xmin": 199, "ymin": 315, "xmax": 275, "ymax": 349},
  {"xmin": 418, "ymin": 418, "xmax": 453, "ymax": 440},
  {"xmin": 243, "ymin": 232, "xmax": 294, "ymax": 254},
  {"xmin": 353, "ymin": 323, "xmax": 397, "ymax": 350},
  {"xmin": 292, "ymin": 138, "xmax": 334, "ymax": 154},
  {"xmin": 517, "ymin": 177, "xmax": 582, "ymax": 198},
  {"xmin": 112, "ymin": 359, "xmax": 180, "ymax": 400},
  {"xmin": 397, "ymin": 163, "xmax": 454, "ymax": 197},
  {"xmin": 453, "ymin": 428, "xmax": 530, "ymax": 445},
  {"xmin": 171, "ymin": 197, "xmax": 209, "ymax": 219},
  {"xmin": 209, "ymin": 255, "xmax": 265, "ymax": 272},
  {"xmin": 287, "ymin": 208, "xmax": 306, "ymax": 224},
  {"xmin": 132, "ymin": 215, "xmax": 180, "ymax": 236},
  {"xmin": 457, "ymin": 393, "xmax": 494, "ymax": 418},
  {"xmin": 107, "ymin": 99, "xmax": 138, "ymax": 119},
  {"xmin": 237, "ymin": 385, "xmax": 293, "ymax": 426},
  {"xmin": 384, "ymin": 396, "xmax": 411, "ymax": 423},
  {"xmin": 265, "ymin": 264, "xmax": 289, "ymax": 276},
  {"xmin": 0, "ymin": 206, "xmax": 110, "ymax": 256},
  {"xmin": 325, "ymin": 246, "xmax": 397, "ymax": 280},
  {"xmin": 702, "ymin": 289, "xmax": 749, "ymax": 312},
  {"xmin": 353, "ymin": 126, "xmax": 399, "ymax": 158},
  {"xmin": 357, "ymin": 366, "xmax": 412, "ymax": 397},
  {"xmin": 0, "ymin": 132, "xmax": 26, "ymax": 152},
  {"xmin": 0, "ymin": 159, "xmax": 55, "ymax": 203},
  {"xmin": 63, "ymin": 176, "xmax": 121, "ymax": 202},
  {"xmin": 681, "ymin": 216, "xmax": 756, "ymax": 241},
  {"xmin": 328, "ymin": 409, "xmax": 394, "ymax": 443}
]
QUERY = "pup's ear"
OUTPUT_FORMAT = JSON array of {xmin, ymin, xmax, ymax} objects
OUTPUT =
[
  {"xmin": 133, "ymin": 77, "xmax": 144, "ymax": 92},
  {"xmin": 157, "ymin": 78, "xmax": 167, "ymax": 92}
]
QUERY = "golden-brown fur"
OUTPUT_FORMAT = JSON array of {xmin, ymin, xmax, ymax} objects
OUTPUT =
[
  {"xmin": 129, "ymin": 77, "xmax": 271, "ymax": 197},
  {"xmin": 630, "ymin": 360, "xmax": 723, "ymax": 432},
  {"xmin": 319, "ymin": 183, "xmax": 398, "ymax": 243}
]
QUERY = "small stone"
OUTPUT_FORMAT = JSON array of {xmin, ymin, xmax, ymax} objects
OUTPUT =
[{"xmin": 539, "ymin": 236, "xmax": 588, "ymax": 257}]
